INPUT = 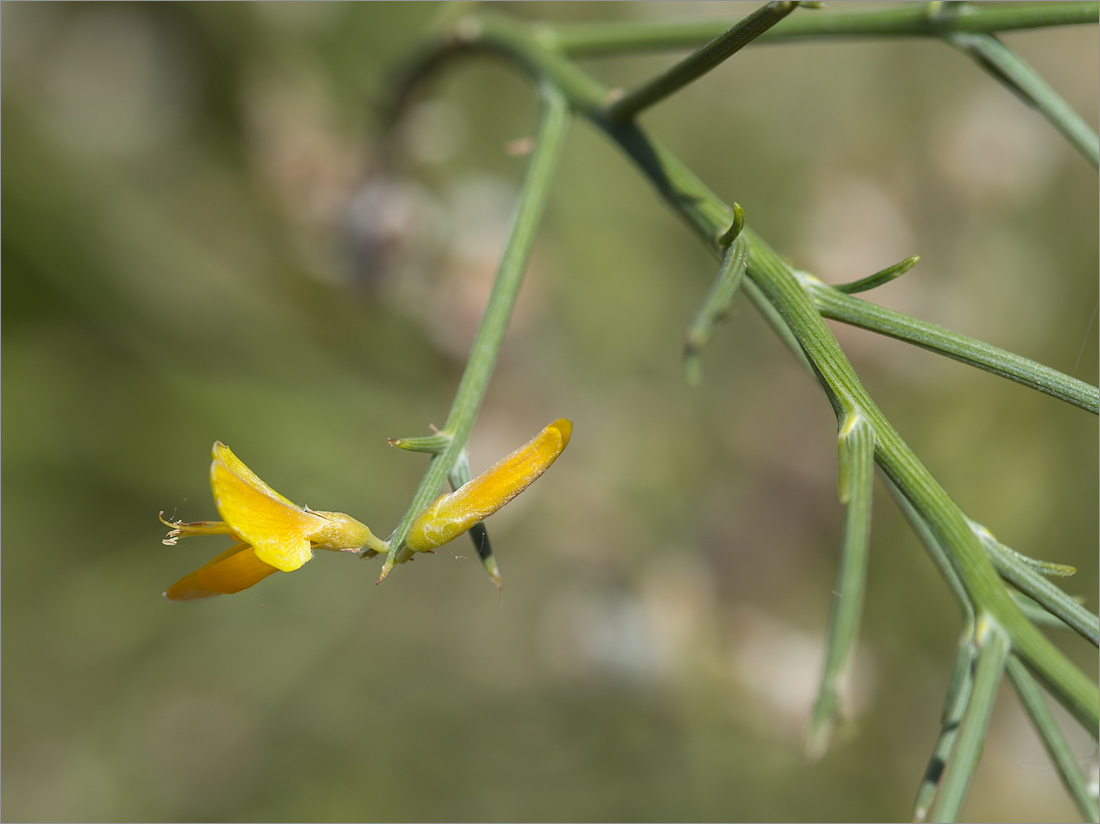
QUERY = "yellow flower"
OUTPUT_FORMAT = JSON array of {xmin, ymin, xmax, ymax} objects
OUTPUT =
[
  {"xmin": 406, "ymin": 418, "xmax": 572, "ymax": 552},
  {"xmin": 161, "ymin": 442, "xmax": 386, "ymax": 601}
]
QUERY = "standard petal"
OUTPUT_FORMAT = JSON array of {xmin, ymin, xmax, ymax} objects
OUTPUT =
[
  {"xmin": 209, "ymin": 442, "xmax": 327, "ymax": 570},
  {"xmin": 211, "ymin": 442, "xmax": 298, "ymax": 507},
  {"xmin": 164, "ymin": 542, "xmax": 279, "ymax": 601}
]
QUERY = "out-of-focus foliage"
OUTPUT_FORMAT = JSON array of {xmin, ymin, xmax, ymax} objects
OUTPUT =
[{"xmin": 2, "ymin": 3, "xmax": 1096, "ymax": 821}]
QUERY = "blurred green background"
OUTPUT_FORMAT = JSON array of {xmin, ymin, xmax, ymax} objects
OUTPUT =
[{"xmin": 3, "ymin": 2, "xmax": 1097, "ymax": 821}]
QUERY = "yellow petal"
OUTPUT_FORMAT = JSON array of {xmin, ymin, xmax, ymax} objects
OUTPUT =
[
  {"xmin": 164, "ymin": 542, "xmax": 279, "ymax": 601},
  {"xmin": 407, "ymin": 418, "xmax": 572, "ymax": 551},
  {"xmin": 209, "ymin": 442, "xmax": 324, "ymax": 572},
  {"xmin": 212, "ymin": 442, "xmax": 299, "ymax": 508},
  {"xmin": 248, "ymin": 537, "xmax": 313, "ymax": 572}
]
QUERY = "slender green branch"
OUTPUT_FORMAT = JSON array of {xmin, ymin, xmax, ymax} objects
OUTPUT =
[
  {"xmin": 683, "ymin": 231, "xmax": 749, "ymax": 386},
  {"xmin": 1009, "ymin": 590, "xmax": 1077, "ymax": 632},
  {"xmin": 563, "ymin": 3, "xmax": 1100, "ymax": 166},
  {"xmin": 946, "ymin": 31, "xmax": 1099, "ymax": 168},
  {"xmin": 927, "ymin": 618, "xmax": 1011, "ymax": 822},
  {"xmin": 807, "ymin": 413, "xmax": 875, "ymax": 759},
  {"xmin": 913, "ymin": 627, "xmax": 976, "ymax": 822},
  {"xmin": 1006, "ymin": 655, "xmax": 1100, "ymax": 823},
  {"xmin": 742, "ymin": 277, "xmax": 817, "ymax": 375},
  {"xmin": 387, "ymin": 432, "xmax": 452, "ymax": 454},
  {"xmin": 969, "ymin": 520, "xmax": 1076, "ymax": 578},
  {"xmin": 748, "ymin": 234, "xmax": 1097, "ymax": 733},
  {"xmin": 879, "ymin": 474, "xmax": 985, "ymax": 822},
  {"xmin": 980, "ymin": 530, "xmax": 1100, "ymax": 647},
  {"xmin": 834, "ymin": 254, "xmax": 920, "ymax": 294},
  {"xmin": 440, "ymin": 87, "xmax": 571, "ymax": 440},
  {"xmin": 882, "ymin": 474, "xmax": 972, "ymax": 612},
  {"xmin": 384, "ymin": 30, "xmax": 1098, "ymax": 822},
  {"xmin": 376, "ymin": 84, "xmax": 572, "ymax": 579},
  {"xmin": 381, "ymin": 7, "xmax": 1099, "ymax": 817},
  {"xmin": 803, "ymin": 276, "xmax": 1100, "ymax": 415},
  {"xmin": 875, "ymin": 471, "xmax": 1076, "ymax": 821},
  {"xmin": 548, "ymin": 3, "xmax": 1100, "ymax": 56},
  {"xmin": 997, "ymin": 558, "xmax": 1100, "ymax": 646},
  {"xmin": 388, "ymin": 7, "xmax": 1099, "ymax": 735},
  {"xmin": 605, "ymin": 1, "xmax": 799, "ymax": 122}
]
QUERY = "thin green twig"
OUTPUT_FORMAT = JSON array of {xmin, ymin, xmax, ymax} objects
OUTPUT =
[
  {"xmin": 807, "ymin": 413, "xmax": 875, "ymax": 759},
  {"xmin": 376, "ymin": 83, "xmax": 572, "ymax": 579},
  {"xmin": 877, "ymin": 472, "xmax": 996, "ymax": 823},
  {"xmin": 969, "ymin": 520, "xmax": 1076, "ymax": 578},
  {"xmin": 1009, "ymin": 590, "xmax": 1078, "ymax": 631},
  {"xmin": 749, "ymin": 234, "xmax": 1096, "ymax": 734},
  {"xmin": 834, "ymin": 255, "xmax": 920, "ymax": 294},
  {"xmin": 946, "ymin": 30, "xmax": 1099, "ymax": 168},
  {"xmin": 386, "ymin": 5, "xmax": 1099, "ymax": 737},
  {"xmin": 913, "ymin": 626, "xmax": 976, "ymax": 822},
  {"xmin": 605, "ymin": 1, "xmax": 799, "ymax": 122},
  {"xmin": 926, "ymin": 617, "xmax": 1011, "ymax": 822},
  {"xmin": 977, "ymin": 528, "xmax": 1100, "ymax": 647},
  {"xmin": 804, "ymin": 275, "xmax": 1100, "ymax": 415},
  {"xmin": 683, "ymin": 227, "xmax": 749, "ymax": 386},
  {"xmin": 881, "ymin": 474, "xmax": 971, "ymax": 611},
  {"xmin": 556, "ymin": 1, "xmax": 1100, "ymax": 164},
  {"xmin": 1006, "ymin": 655, "xmax": 1100, "ymax": 823},
  {"xmin": 382, "ymin": 12, "xmax": 1098, "ymax": 817},
  {"xmin": 549, "ymin": 2, "xmax": 1100, "ymax": 56}
]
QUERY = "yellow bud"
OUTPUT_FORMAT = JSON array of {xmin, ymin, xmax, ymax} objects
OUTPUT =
[{"xmin": 407, "ymin": 419, "xmax": 572, "ymax": 551}]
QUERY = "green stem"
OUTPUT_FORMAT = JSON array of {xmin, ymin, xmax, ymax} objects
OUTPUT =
[
  {"xmin": 1006, "ymin": 655, "xmax": 1100, "ymax": 823},
  {"xmin": 985, "ymin": 537, "xmax": 1100, "ymax": 647},
  {"xmin": 1008, "ymin": 590, "xmax": 1077, "ymax": 632},
  {"xmin": 882, "ymin": 474, "xmax": 972, "ymax": 612},
  {"xmin": 927, "ymin": 617, "xmax": 1011, "ymax": 822},
  {"xmin": 683, "ymin": 232, "xmax": 749, "ymax": 386},
  {"xmin": 946, "ymin": 31, "xmax": 1100, "ymax": 168},
  {"xmin": 606, "ymin": 1, "xmax": 798, "ymax": 122},
  {"xmin": 807, "ymin": 413, "xmax": 875, "ymax": 759},
  {"xmin": 804, "ymin": 276, "xmax": 1100, "ymax": 415},
  {"xmin": 834, "ymin": 254, "xmax": 920, "ymax": 294},
  {"xmin": 385, "ymin": 5, "xmax": 1099, "ymax": 733},
  {"xmin": 549, "ymin": 2, "xmax": 1100, "ymax": 56},
  {"xmin": 969, "ymin": 520, "xmax": 1076, "ymax": 578},
  {"xmin": 378, "ymin": 84, "xmax": 572, "ymax": 577},
  {"xmin": 880, "ymin": 476, "xmax": 980, "ymax": 822},
  {"xmin": 749, "ymin": 236, "xmax": 1098, "ymax": 733},
  {"xmin": 913, "ymin": 626, "xmax": 976, "ymax": 822}
]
